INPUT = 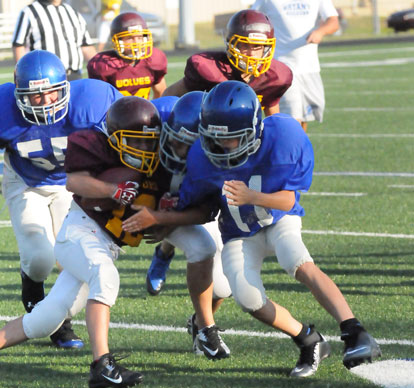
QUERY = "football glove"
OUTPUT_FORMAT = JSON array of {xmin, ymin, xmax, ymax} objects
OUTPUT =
[
  {"xmin": 112, "ymin": 181, "xmax": 139, "ymax": 205},
  {"xmin": 158, "ymin": 192, "xmax": 178, "ymax": 211}
]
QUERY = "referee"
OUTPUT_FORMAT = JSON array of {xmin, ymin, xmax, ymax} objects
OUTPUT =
[{"xmin": 12, "ymin": 0, "xmax": 97, "ymax": 81}]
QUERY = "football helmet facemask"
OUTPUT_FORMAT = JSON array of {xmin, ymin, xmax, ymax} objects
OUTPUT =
[
  {"xmin": 14, "ymin": 50, "xmax": 70, "ymax": 125},
  {"xmin": 199, "ymin": 81, "xmax": 263, "ymax": 169},
  {"xmin": 111, "ymin": 12, "xmax": 153, "ymax": 61},
  {"xmin": 160, "ymin": 91, "xmax": 205, "ymax": 175},
  {"xmin": 226, "ymin": 9, "xmax": 275, "ymax": 77},
  {"xmin": 106, "ymin": 96, "xmax": 161, "ymax": 175}
]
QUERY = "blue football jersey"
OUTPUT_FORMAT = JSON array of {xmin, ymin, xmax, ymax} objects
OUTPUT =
[
  {"xmin": 178, "ymin": 113, "xmax": 314, "ymax": 243},
  {"xmin": 0, "ymin": 79, "xmax": 122, "ymax": 187}
]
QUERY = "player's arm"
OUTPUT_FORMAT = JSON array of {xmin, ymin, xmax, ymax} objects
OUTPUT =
[
  {"xmin": 162, "ymin": 78, "xmax": 190, "ymax": 97},
  {"xmin": 66, "ymin": 171, "xmax": 118, "ymax": 198},
  {"xmin": 152, "ymin": 77, "xmax": 167, "ymax": 99},
  {"xmin": 82, "ymin": 45, "xmax": 98, "ymax": 63},
  {"xmin": 122, "ymin": 203, "xmax": 212, "ymax": 233},
  {"xmin": 264, "ymin": 104, "xmax": 279, "ymax": 117},
  {"xmin": 224, "ymin": 180, "xmax": 295, "ymax": 211},
  {"xmin": 307, "ymin": 16, "xmax": 339, "ymax": 44},
  {"xmin": 13, "ymin": 46, "xmax": 27, "ymax": 63}
]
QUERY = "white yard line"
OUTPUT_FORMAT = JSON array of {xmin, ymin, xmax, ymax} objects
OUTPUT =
[
  {"xmin": 328, "ymin": 107, "xmax": 411, "ymax": 112},
  {"xmin": 302, "ymin": 192, "xmax": 366, "ymax": 197},
  {"xmin": 302, "ymin": 230, "xmax": 414, "ymax": 239},
  {"xmin": 314, "ymin": 172, "xmax": 414, "ymax": 177},
  {"xmin": 308, "ymin": 134, "xmax": 414, "ymax": 138},
  {"xmin": 320, "ymin": 47, "xmax": 414, "ymax": 57},
  {"xmin": 0, "ymin": 315, "xmax": 412, "ymax": 347},
  {"xmin": 322, "ymin": 57, "xmax": 414, "ymax": 68},
  {"xmin": 388, "ymin": 185, "xmax": 414, "ymax": 189}
]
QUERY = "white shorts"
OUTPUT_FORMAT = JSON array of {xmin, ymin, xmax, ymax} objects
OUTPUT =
[
  {"xmin": 279, "ymin": 72, "xmax": 325, "ymax": 123},
  {"xmin": 221, "ymin": 215, "xmax": 313, "ymax": 312},
  {"xmin": 23, "ymin": 202, "xmax": 121, "ymax": 339},
  {"xmin": 2, "ymin": 159, "xmax": 73, "ymax": 281}
]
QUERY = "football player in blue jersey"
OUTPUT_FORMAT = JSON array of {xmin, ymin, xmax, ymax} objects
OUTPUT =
[
  {"xmin": 122, "ymin": 81, "xmax": 382, "ymax": 377},
  {"xmin": 0, "ymin": 49, "xmax": 122, "ymax": 349},
  {"xmin": 146, "ymin": 92, "xmax": 232, "ymax": 356}
]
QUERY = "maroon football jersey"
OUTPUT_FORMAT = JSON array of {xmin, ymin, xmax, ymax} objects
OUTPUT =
[
  {"xmin": 183, "ymin": 51, "xmax": 292, "ymax": 111},
  {"xmin": 87, "ymin": 48, "xmax": 167, "ymax": 99},
  {"xmin": 65, "ymin": 129, "xmax": 172, "ymax": 246}
]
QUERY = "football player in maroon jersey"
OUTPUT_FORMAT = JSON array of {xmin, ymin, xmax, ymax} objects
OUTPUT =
[
  {"xmin": 0, "ymin": 96, "xmax": 229, "ymax": 388},
  {"xmin": 163, "ymin": 9, "xmax": 292, "ymax": 116},
  {"xmin": 88, "ymin": 11, "xmax": 167, "ymax": 100}
]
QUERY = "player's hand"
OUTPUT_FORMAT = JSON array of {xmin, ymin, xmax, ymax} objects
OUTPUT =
[
  {"xmin": 223, "ymin": 180, "xmax": 254, "ymax": 206},
  {"xmin": 122, "ymin": 205, "xmax": 157, "ymax": 232},
  {"xmin": 306, "ymin": 29, "xmax": 324, "ymax": 44},
  {"xmin": 112, "ymin": 181, "xmax": 139, "ymax": 205},
  {"xmin": 142, "ymin": 226, "xmax": 175, "ymax": 244},
  {"xmin": 158, "ymin": 192, "xmax": 179, "ymax": 211}
]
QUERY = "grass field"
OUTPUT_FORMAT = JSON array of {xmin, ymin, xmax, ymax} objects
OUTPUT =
[{"xmin": 0, "ymin": 41, "xmax": 413, "ymax": 387}]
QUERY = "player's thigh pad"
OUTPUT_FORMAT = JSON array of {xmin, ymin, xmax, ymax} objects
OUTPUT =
[
  {"xmin": 266, "ymin": 215, "xmax": 313, "ymax": 278},
  {"xmin": 23, "ymin": 270, "xmax": 88, "ymax": 339},
  {"xmin": 221, "ymin": 234, "xmax": 267, "ymax": 312},
  {"xmin": 203, "ymin": 220, "xmax": 232, "ymax": 299},
  {"xmin": 55, "ymin": 207, "xmax": 120, "ymax": 307},
  {"xmin": 166, "ymin": 225, "xmax": 216, "ymax": 263}
]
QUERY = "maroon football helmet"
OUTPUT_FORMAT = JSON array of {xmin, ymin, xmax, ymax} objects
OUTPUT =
[
  {"xmin": 225, "ymin": 9, "xmax": 276, "ymax": 77},
  {"xmin": 110, "ymin": 12, "xmax": 153, "ymax": 60},
  {"xmin": 106, "ymin": 96, "xmax": 161, "ymax": 175}
]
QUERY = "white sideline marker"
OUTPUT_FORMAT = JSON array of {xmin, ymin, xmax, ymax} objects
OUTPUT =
[{"xmin": 350, "ymin": 359, "xmax": 414, "ymax": 388}]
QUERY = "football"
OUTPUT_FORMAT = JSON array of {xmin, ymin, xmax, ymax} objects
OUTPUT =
[{"xmin": 80, "ymin": 166, "xmax": 143, "ymax": 211}]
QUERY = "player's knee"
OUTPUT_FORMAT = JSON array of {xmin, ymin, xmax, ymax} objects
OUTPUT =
[
  {"xmin": 184, "ymin": 236, "xmax": 216, "ymax": 263},
  {"xmin": 22, "ymin": 297, "xmax": 68, "ymax": 338},
  {"xmin": 88, "ymin": 262, "xmax": 120, "ymax": 307},
  {"xmin": 22, "ymin": 249, "xmax": 55, "ymax": 282},
  {"xmin": 275, "ymin": 233, "xmax": 313, "ymax": 278},
  {"xmin": 231, "ymin": 274, "xmax": 266, "ymax": 313},
  {"xmin": 212, "ymin": 273, "xmax": 232, "ymax": 299}
]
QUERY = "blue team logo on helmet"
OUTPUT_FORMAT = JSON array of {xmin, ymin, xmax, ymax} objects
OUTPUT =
[
  {"xmin": 199, "ymin": 80, "xmax": 262, "ymax": 169},
  {"xmin": 14, "ymin": 50, "xmax": 70, "ymax": 125},
  {"xmin": 159, "ymin": 91, "xmax": 205, "ymax": 175}
]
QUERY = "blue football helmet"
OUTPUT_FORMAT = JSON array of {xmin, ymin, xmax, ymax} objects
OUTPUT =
[
  {"xmin": 199, "ymin": 81, "xmax": 262, "ymax": 169},
  {"xmin": 159, "ymin": 91, "xmax": 205, "ymax": 175},
  {"xmin": 14, "ymin": 50, "xmax": 70, "ymax": 125},
  {"xmin": 151, "ymin": 95, "xmax": 179, "ymax": 123}
]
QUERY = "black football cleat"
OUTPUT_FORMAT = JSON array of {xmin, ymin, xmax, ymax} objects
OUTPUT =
[
  {"xmin": 186, "ymin": 314, "xmax": 203, "ymax": 355},
  {"xmin": 196, "ymin": 325, "xmax": 230, "ymax": 360},
  {"xmin": 50, "ymin": 319, "xmax": 84, "ymax": 349},
  {"xmin": 342, "ymin": 330, "xmax": 381, "ymax": 369},
  {"xmin": 290, "ymin": 325, "xmax": 331, "ymax": 377},
  {"xmin": 89, "ymin": 353, "xmax": 143, "ymax": 388}
]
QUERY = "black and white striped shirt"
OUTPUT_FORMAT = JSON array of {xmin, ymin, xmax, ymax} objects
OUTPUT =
[{"xmin": 12, "ymin": 1, "xmax": 94, "ymax": 71}]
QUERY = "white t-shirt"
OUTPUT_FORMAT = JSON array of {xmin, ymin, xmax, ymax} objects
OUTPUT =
[{"xmin": 251, "ymin": 0, "xmax": 338, "ymax": 74}]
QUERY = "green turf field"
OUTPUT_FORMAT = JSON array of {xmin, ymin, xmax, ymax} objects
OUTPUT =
[{"xmin": 0, "ymin": 42, "xmax": 413, "ymax": 387}]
